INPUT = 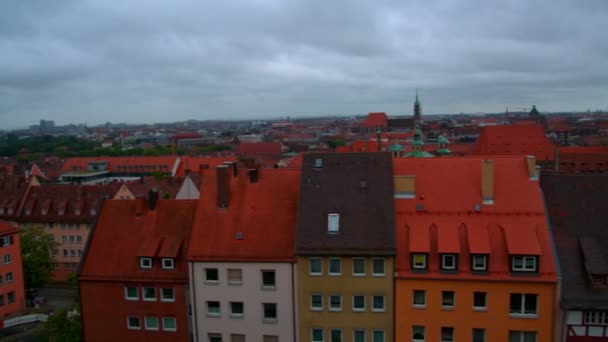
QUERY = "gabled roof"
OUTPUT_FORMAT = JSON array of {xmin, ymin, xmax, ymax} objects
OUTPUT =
[
  {"xmin": 0, "ymin": 175, "xmax": 30, "ymax": 220},
  {"xmin": 541, "ymin": 172, "xmax": 608, "ymax": 309},
  {"xmin": 80, "ymin": 199, "xmax": 197, "ymax": 282},
  {"xmin": 296, "ymin": 153, "xmax": 395, "ymax": 255},
  {"xmin": 473, "ymin": 124, "xmax": 555, "ymax": 161},
  {"xmin": 0, "ymin": 220, "xmax": 18, "ymax": 237},
  {"xmin": 174, "ymin": 156, "xmax": 236, "ymax": 177},
  {"xmin": 188, "ymin": 168, "xmax": 300, "ymax": 262},
  {"xmin": 122, "ymin": 176, "xmax": 182, "ymax": 199},
  {"xmin": 362, "ymin": 112, "xmax": 388, "ymax": 128},
  {"xmin": 556, "ymin": 146, "xmax": 608, "ymax": 172}
]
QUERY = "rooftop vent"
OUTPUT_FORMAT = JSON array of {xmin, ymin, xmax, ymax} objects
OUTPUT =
[
  {"xmin": 314, "ymin": 158, "xmax": 323, "ymax": 169},
  {"xmin": 474, "ymin": 204, "xmax": 481, "ymax": 212},
  {"xmin": 236, "ymin": 232, "xmax": 244, "ymax": 240},
  {"xmin": 416, "ymin": 203, "xmax": 424, "ymax": 212}
]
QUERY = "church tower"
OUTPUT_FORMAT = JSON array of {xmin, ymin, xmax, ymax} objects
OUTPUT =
[{"xmin": 413, "ymin": 90, "xmax": 422, "ymax": 129}]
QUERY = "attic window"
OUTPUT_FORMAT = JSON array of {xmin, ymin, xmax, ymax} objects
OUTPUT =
[
  {"xmin": 592, "ymin": 275, "xmax": 606, "ymax": 286},
  {"xmin": 161, "ymin": 258, "xmax": 174, "ymax": 270},
  {"xmin": 511, "ymin": 255, "xmax": 537, "ymax": 272},
  {"xmin": 58, "ymin": 209, "xmax": 64, "ymax": 216},
  {"xmin": 90, "ymin": 209, "xmax": 97, "ymax": 216},
  {"xmin": 0, "ymin": 208, "xmax": 4, "ymax": 214},
  {"xmin": 74, "ymin": 208, "xmax": 81, "ymax": 215},
  {"xmin": 25, "ymin": 208, "xmax": 31, "ymax": 216},
  {"xmin": 139, "ymin": 257, "xmax": 152, "ymax": 269},
  {"xmin": 314, "ymin": 158, "xmax": 323, "ymax": 169},
  {"xmin": 327, "ymin": 213, "xmax": 340, "ymax": 233},
  {"xmin": 41, "ymin": 208, "xmax": 47, "ymax": 215}
]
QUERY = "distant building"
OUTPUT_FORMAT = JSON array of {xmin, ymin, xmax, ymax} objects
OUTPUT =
[
  {"xmin": 0, "ymin": 220, "xmax": 26, "ymax": 318},
  {"xmin": 59, "ymin": 156, "xmax": 179, "ymax": 184},
  {"xmin": 40, "ymin": 120, "xmax": 55, "ymax": 131},
  {"xmin": 473, "ymin": 123, "xmax": 555, "ymax": 163}
]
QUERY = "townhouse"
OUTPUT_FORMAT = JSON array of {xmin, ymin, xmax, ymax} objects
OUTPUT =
[
  {"xmin": 0, "ymin": 220, "xmax": 25, "ymax": 318},
  {"xmin": 541, "ymin": 172, "xmax": 608, "ymax": 341},
  {"xmin": 79, "ymin": 195, "xmax": 196, "ymax": 342},
  {"xmin": 188, "ymin": 164, "xmax": 300, "ymax": 342},
  {"xmin": 296, "ymin": 153, "xmax": 395, "ymax": 342},
  {"xmin": 393, "ymin": 156, "xmax": 558, "ymax": 342}
]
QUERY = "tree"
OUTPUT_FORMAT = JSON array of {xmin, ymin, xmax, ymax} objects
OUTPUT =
[
  {"xmin": 39, "ymin": 309, "xmax": 82, "ymax": 342},
  {"xmin": 21, "ymin": 225, "xmax": 58, "ymax": 289}
]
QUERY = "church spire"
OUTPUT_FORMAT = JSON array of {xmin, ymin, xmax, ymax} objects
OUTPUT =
[{"xmin": 413, "ymin": 89, "xmax": 422, "ymax": 130}]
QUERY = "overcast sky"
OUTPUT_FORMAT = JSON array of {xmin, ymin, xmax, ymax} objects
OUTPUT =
[{"xmin": 1, "ymin": 0, "xmax": 607, "ymax": 129}]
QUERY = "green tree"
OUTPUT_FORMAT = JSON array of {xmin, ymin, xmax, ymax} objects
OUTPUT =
[
  {"xmin": 21, "ymin": 225, "xmax": 58, "ymax": 289},
  {"xmin": 39, "ymin": 309, "xmax": 82, "ymax": 342}
]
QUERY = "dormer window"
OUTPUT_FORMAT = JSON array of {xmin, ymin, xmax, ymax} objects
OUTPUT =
[
  {"xmin": 58, "ymin": 209, "xmax": 64, "ymax": 216},
  {"xmin": 327, "ymin": 213, "xmax": 340, "ymax": 233},
  {"xmin": 139, "ymin": 257, "xmax": 152, "ymax": 269},
  {"xmin": 441, "ymin": 254, "xmax": 458, "ymax": 271},
  {"xmin": 511, "ymin": 255, "xmax": 537, "ymax": 272},
  {"xmin": 90, "ymin": 209, "xmax": 96, "ymax": 216},
  {"xmin": 74, "ymin": 208, "xmax": 81, "ymax": 215},
  {"xmin": 314, "ymin": 158, "xmax": 323, "ymax": 169},
  {"xmin": 412, "ymin": 253, "xmax": 427, "ymax": 270},
  {"xmin": 25, "ymin": 208, "xmax": 31, "ymax": 215},
  {"xmin": 7, "ymin": 208, "xmax": 13, "ymax": 215},
  {"xmin": 0, "ymin": 208, "xmax": 4, "ymax": 214},
  {"xmin": 592, "ymin": 275, "xmax": 606, "ymax": 286},
  {"xmin": 471, "ymin": 255, "xmax": 488, "ymax": 272},
  {"xmin": 41, "ymin": 208, "xmax": 47, "ymax": 215},
  {"xmin": 161, "ymin": 258, "xmax": 174, "ymax": 270}
]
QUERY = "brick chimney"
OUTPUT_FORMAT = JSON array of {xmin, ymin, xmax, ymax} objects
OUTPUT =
[
  {"xmin": 148, "ymin": 188, "xmax": 159, "ymax": 210},
  {"xmin": 481, "ymin": 159, "xmax": 494, "ymax": 204},
  {"xmin": 526, "ymin": 156, "xmax": 538, "ymax": 180},
  {"xmin": 216, "ymin": 165, "xmax": 230, "ymax": 208}
]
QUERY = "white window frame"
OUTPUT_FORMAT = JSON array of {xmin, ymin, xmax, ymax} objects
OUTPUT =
[
  {"xmin": 328, "ymin": 257, "xmax": 341, "ymax": 276},
  {"xmin": 352, "ymin": 295, "xmax": 366, "ymax": 312},
  {"xmin": 441, "ymin": 291, "xmax": 455, "ymax": 309},
  {"xmin": 207, "ymin": 301, "xmax": 221, "ymax": 316},
  {"xmin": 412, "ymin": 253, "xmax": 427, "ymax": 269},
  {"xmin": 512, "ymin": 256, "xmax": 537, "ymax": 272},
  {"xmin": 472, "ymin": 255, "xmax": 488, "ymax": 271},
  {"xmin": 161, "ymin": 288, "xmax": 175, "ymax": 302},
  {"xmin": 412, "ymin": 325, "xmax": 425, "ymax": 342},
  {"xmin": 142, "ymin": 287, "xmax": 156, "ymax": 302},
  {"xmin": 161, "ymin": 258, "xmax": 174, "ymax": 270},
  {"xmin": 144, "ymin": 316, "xmax": 159, "ymax": 331},
  {"xmin": 309, "ymin": 257, "xmax": 323, "ymax": 275},
  {"xmin": 139, "ymin": 257, "xmax": 152, "ymax": 269},
  {"xmin": 412, "ymin": 289, "xmax": 426, "ymax": 308},
  {"xmin": 584, "ymin": 311, "xmax": 608, "ymax": 325},
  {"xmin": 592, "ymin": 275, "xmax": 606, "ymax": 285},
  {"xmin": 328, "ymin": 213, "xmax": 340, "ymax": 233},
  {"xmin": 310, "ymin": 293, "xmax": 323, "ymax": 311},
  {"xmin": 329, "ymin": 294, "xmax": 342, "ymax": 312},
  {"xmin": 311, "ymin": 328, "xmax": 324, "ymax": 342},
  {"xmin": 127, "ymin": 316, "xmax": 141, "ymax": 330},
  {"xmin": 509, "ymin": 293, "xmax": 538, "ymax": 317},
  {"xmin": 6, "ymin": 272, "xmax": 13, "ymax": 283},
  {"xmin": 162, "ymin": 317, "xmax": 177, "ymax": 332},
  {"xmin": 330, "ymin": 329, "xmax": 343, "ymax": 342},
  {"xmin": 352, "ymin": 257, "xmax": 366, "ymax": 276},
  {"xmin": 371, "ymin": 257, "xmax": 385, "ymax": 276},
  {"xmin": 509, "ymin": 331, "xmax": 537, "ymax": 342},
  {"xmin": 204, "ymin": 268, "xmax": 219, "ymax": 283},
  {"xmin": 124, "ymin": 286, "xmax": 139, "ymax": 301},
  {"xmin": 372, "ymin": 330, "xmax": 385, "ymax": 342},
  {"xmin": 229, "ymin": 301, "xmax": 244, "ymax": 317},
  {"xmin": 372, "ymin": 295, "xmax": 385, "ymax": 312},
  {"xmin": 353, "ymin": 329, "xmax": 366, "ymax": 342},
  {"xmin": 441, "ymin": 254, "xmax": 457, "ymax": 270},
  {"xmin": 4, "ymin": 254, "xmax": 11, "ymax": 264},
  {"xmin": 227, "ymin": 268, "xmax": 243, "ymax": 285},
  {"xmin": 473, "ymin": 292, "xmax": 487, "ymax": 311},
  {"xmin": 261, "ymin": 270, "xmax": 276, "ymax": 288}
]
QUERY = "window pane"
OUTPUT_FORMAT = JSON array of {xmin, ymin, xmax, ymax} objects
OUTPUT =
[
  {"xmin": 372, "ymin": 258, "xmax": 384, "ymax": 274},
  {"xmin": 264, "ymin": 303, "xmax": 277, "ymax": 319},
  {"xmin": 413, "ymin": 254, "xmax": 426, "ymax": 267},
  {"xmin": 524, "ymin": 257, "xmax": 535, "ymax": 269},
  {"xmin": 523, "ymin": 332, "xmax": 537, "ymax": 342},
  {"xmin": 330, "ymin": 295, "xmax": 341, "ymax": 309},
  {"xmin": 441, "ymin": 291, "xmax": 454, "ymax": 306},
  {"xmin": 263, "ymin": 336, "xmax": 279, "ymax": 342},
  {"xmin": 329, "ymin": 258, "xmax": 341, "ymax": 274},
  {"xmin": 207, "ymin": 301, "xmax": 220, "ymax": 314},
  {"xmin": 372, "ymin": 330, "xmax": 384, "ymax": 342},
  {"xmin": 231, "ymin": 335, "xmax": 246, "ymax": 342},
  {"xmin": 262, "ymin": 271, "xmax": 276, "ymax": 286},
  {"xmin": 163, "ymin": 317, "xmax": 176, "ymax": 330},
  {"xmin": 162, "ymin": 288, "xmax": 174, "ymax": 300},
  {"xmin": 145, "ymin": 317, "xmax": 159, "ymax": 329},
  {"xmin": 311, "ymin": 294, "xmax": 322, "ymax": 308},
  {"xmin": 514, "ymin": 257, "xmax": 523, "ymax": 268},
  {"xmin": 128, "ymin": 316, "xmax": 140, "ymax": 328},
  {"xmin": 227, "ymin": 269, "xmax": 242, "ymax": 283},
  {"xmin": 310, "ymin": 258, "xmax": 322, "ymax": 274},
  {"xmin": 524, "ymin": 295, "xmax": 537, "ymax": 315},
  {"xmin": 510, "ymin": 294, "xmax": 522, "ymax": 314},
  {"xmin": 126, "ymin": 287, "xmax": 138, "ymax": 298},
  {"xmin": 354, "ymin": 330, "xmax": 365, "ymax": 342},
  {"xmin": 330, "ymin": 330, "xmax": 342, "ymax": 342},
  {"xmin": 144, "ymin": 287, "xmax": 156, "ymax": 299},
  {"xmin": 441, "ymin": 327, "xmax": 453, "ymax": 341},
  {"xmin": 353, "ymin": 295, "xmax": 365, "ymax": 309},
  {"xmin": 413, "ymin": 290, "xmax": 425, "ymax": 305},
  {"xmin": 412, "ymin": 326, "xmax": 425, "ymax": 340},
  {"xmin": 230, "ymin": 302, "xmax": 244, "ymax": 315},
  {"xmin": 474, "ymin": 292, "xmax": 486, "ymax": 308},
  {"xmin": 473, "ymin": 329, "xmax": 485, "ymax": 342},
  {"xmin": 312, "ymin": 328, "xmax": 323, "ymax": 342},
  {"xmin": 509, "ymin": 331, "xmax": 520, "ymax": 342},
  {"xmin": 206, "ymin": 268, "xmax": 219, "ymax": 281},
  {"xmin": 353, "ymin": 258, "xmax": 365, "ymax": 275},
  {"xmin": 373, "ymin": 295, "xmax": 384, "ymax": 310}
]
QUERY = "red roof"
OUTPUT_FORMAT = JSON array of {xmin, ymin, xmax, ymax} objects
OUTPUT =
[
  {"xmin": 474, "ymin": 124, "xmax": 555, "ymax": 161},
  {"xmin": 0, "ymin": 220, "xmax": 18, "ymax": 237},
  {"xmin": 62, "ymin": 156, "xmax": 178, "ymax": 174},
  {"xmin": 80, "ymin": 199, "xmax": 197, "ymax": 281},
  {"xmin": 362, "ymin": 112, "xmax": 388, "ymax": 128},
  {"xmin": 174, "ymin": 156, "xmax": 236, "ymax": 177},
  {"xmin": 170, "ymin": 132, "xmax": 202, "ymax": 140},
  {"xmin": 188, "ymin": 168, "xmax": 300, "ymax": 262},
  {"xmin": 556, "ymin": 146, "xmax": 608, "ymax": 172},
  {"xmin": 236, "ymin": 143, "xmax": 282, "ymax": 157}
]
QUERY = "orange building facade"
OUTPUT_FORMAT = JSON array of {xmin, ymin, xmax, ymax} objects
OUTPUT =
[{"xmin": 0, "ymin": 220, "xmax": 26, "ymax": 318}]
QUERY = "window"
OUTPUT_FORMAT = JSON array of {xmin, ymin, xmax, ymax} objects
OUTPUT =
[
  {"xmin": 62, "ymin": 236, "xmax": 67, "ymax": 243},
  {"xmin": 231, "ymin": 335, "xmax": 245, "ymax": 342},
  {"xmin": 472, "ymin": 255, "xmax": 488, "ymax": 271},
  {"xmin": 227, "ymin": 269, "xmax": 242, "ymax": 284},
  {"xmin": 127, "ymin": 316, "xmax": 141, "ymax": 330},
  {"xmin": 311, "ymin": 294, "xmax": 323, "ymax": 311},
  {"xmin": 4, "ymin": 254, "xmax": 11, "ymax": 264},
  {"xmin": 262, "ymin": 270, "xmax": 276, "ymax": 287},
  {"xmin": 208, "ymin": 334, "xmax": 222, "ymax": 342},
  {"xmin": 473, "ymin": 292, "xmax": 487, "ymax": 310},
  {"xmin": 352, "ymin": 258, "xmax": 365, "ymax": 276},
  {"xmin": 162, "ymin": 258, "xmax": 175, "ymax": 270},
  {"xmin": 372, "ymin": 330, "xmax": 385, "ymax": 342},
  {"xmin": 205, "ymin": 268, "xmax": 219, "ymax": 282},
  {"xmin": 7, "ymin": 292, "xmax": 14, "ymax": 303},
  {"xmin": 330, "ymin": 330, "xmax": 342, "ymax": 342},
  {"xmin": 329, "ymin": 258, "xmax": 341, "ymax": 275},
  {"xmin": 412, "ymin": 254, "xmax": 427, "ymax": 270},
  {"xmin": 328, "ymin": 214, "xmax": 340, "ymax": 233},
  {"xmin": 329, "ymin": 295, "xmax": 342, "ymax": 311},
  {"xmin": 509, "ymin": 331, "xmax": 537, "ymax": 342},
  {"xmin": 207, "ymin": 301, "xmax": 220, "ymax": 316},
  {"xmin": 162, "ymin": 317, "xmax": 176, "ymax": 332},
  {"xmin": 372, "ymin": 258, "xmax": 385, "ymax": 276},
  {"xmin": 312, "ymin": 328, "xmax": 324, "ymax": 342},
  {"xmin": 69, "ymin": 236, "xmax": 75, "ymax": 244},
  {"xmin": 441, "ymin": 254, "xmax": 457, "ymax": 270},
  {"xmin": 473, "ymin": 329, "xmax": 486, "ymax": 342},
  {"xmin": 412, "ymin": 326, "xmax": 425, "ymax": 341},
  {"xmin": 144, "ymin": 316, "xmax": 159, "ymax": 331},
  {"xmin": 510, "ymin": 294, "xmax": 538, "ymax": 316},
  {"xmin": 593, "ymin": 276, "xmax": 606, "ymax": 286},
  {"xmin": 413, "ymin": 290, "xmax": 426, "ymax": 307},
  {"xmin": 314, "ymin": 158, "xmax": 323, "ymax": 168},
  {"xmin": 441, "ymin": 327, "xmax": 454, "ymax": 342},
  {"xmin": 584, "ymin": 311, "xmax": 608, "ymax": 325},
  {"xmin": 263, "ymin": 336, "xmax": 279, "ymax": 342},
  {"xmin": 0, "ymin": 275, "xmax": 3, "ymax": 285},
  {"xmin": 139, "ymin": 257, "xmax": 152, "ymax": 269},
  {"xmin": 372, "ymin": 295, "xmax": 385, "ymax": 312},
  {"xmin": 6, "ymin": 272, "xmax": 13, "ymax": 283},
  {"xmin": 512, "ymin": 256, "xmax": 537, "ymax": 272},
  {"xmin": 441, "ymin": 291, "xmax": 455, "ymax": 308},
  {"xmin": 310, "ymin": 257, "xmax": 322, "ymax": 275},
  {"xmin": 143, "ymin": 287, "xmax": 156, "ymax": 301},
  {"xmin": 263, "ymin": 303, "xmax": 277, "ymax": 321},
  {"xmin": 70, "ymin": 249, "xmax": 76, "ymax": 257},
  {"xmin": 353, "ymin": 329, "xmax": 366, "ymax": 342},
  {"xmin": 63, "ymin": 249, "xmax": 68, "ymax": 257},
  {"xmin": 161, "ymin": 288, "xmax": 175, "ymax": 302},
  {"xmin": 230, "ymin": 302, "xmax": 244, "ymax": 316},
  {"xmin": 125, "ymin": 287, "xmax": 138, "ymax": 300},
  {"xmin": 353, "ymin": 295, "xmax": 365, "ymax": 311},
  {"xmin": 78, "ymin": 250, "xmax": 83, "ymax": 257}
]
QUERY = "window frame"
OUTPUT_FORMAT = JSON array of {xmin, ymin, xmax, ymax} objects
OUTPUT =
[
  {"xmin": 205, "ymin": 268, "xmax": 220, "ymax": 283},
  {"xmin": 412, "ymin": 289, "xmax": 426, "ymax": 308},
  {"xmin": 162, "ymin": 317, "xmax": 177, "ymax": 332},
  {"xmin": 311, "ymin": 328, "xmax": 324, "ymax": 342},
  {"xmin": 227, "ymin": 268, "xmax": 243, "ymax": 285},
  {"xmin": 411, "ymin": 253, "xmax": 427, "ymax": 270},
  {"xmin": 352, "ymin": 295, "xmax": 366, "ymax": 312},
  {"xmin": 161, "ymin": 258, "xmax": 175, "ymax": 270},
  {"xmin": 412, "ymin": 325, "xmax": 425, "ymax": 342},
  {"xmin": 328, "ymin": 257, "xmax": 342, "ymax": 276},
  {"xmin": 309, "ymin": 257, "xmax": 323, "ymax": 275},
  {"xmin": 127, "ymin": 316, "xmax": 141, "ymax": 330},
  {"xmin": 372, "ymin": 295, "xmax": 385, "ymax": 312},
  {"xmin": 353, "ymin": 329, "xmax": 366, "ymax": 342},
  {"xmin": 139, "ymin": 257, "xmax": 152, "ymax": 269},
  {"xmin": 330, "ymin": 329, "xmax": 343, "ymax": 342},
  {"xmin": 161, "ymin": 288, "xmax": 175, "ymax": 302},
  {"xmin": 262, "ymin": 270, "xmax": 276, "ymax": 288},
  {"xmin": 440, "ymin": 327, "xmax": 454, "ymax": 342},
  {"xmin": 310, "ymin": 293, "xmax": 323, "ymax": 311},
  {"xmin": 352, "ymin": 257, "xmax": 366, "ymax": 276},
  {"xmin": 371, "ymin": 258, "xmax": 385, "ymax": 276},
  {"xmin": 440, "ymin": 254, "xmax": 457, "ymax": 271},
  {"xmin": 511, "ymin": 255, "xmax": 538, "ymax": 272},
  {"xmin": 509, "ymin": 293, "xmax": 538, "ymax": 317},
  {"xmin": 471, "ymin": 254, "xmax": 488, "ymax": 271},
  {"xmin": 441, "ymin": 291, "xmax": 455, "ymax": 309},
  {"xmin": 142, "ymin": 287, "xmax": 156, "ymax": 302},
  {"xmin": 262, "ymin": 303, "xmax": 278, "ymax": 322},
  {"xmin": 508, "ymin": 331, "xmax": 537, "ymax": 342},
  {"xmin": 372, "ymin": 330, "xmax": 385, "ymax": 342},
  {"xmin": 473, "ymin": 291, "xmax": 487, "ymax": 311},
  {"xmin": 207, "ymin": 301, "xmax": 221, "ymax": 316},
  {"xmin": 144, "ymin": 316, "xmax": 159, "ymax": 331},
  {"xmin": 229, "ymin": 301, "xmax": 244, "ymax": 317},
  {"xmin": 327, "ymin": 213, "xmax": 340, "ymax": 233},
  {"xmin": 124, "ymin": 286, "xmax": 139, "ymax": 301},
  {"xmin": 329, "ymin": 294, "xmax": 342, "ymax": 312},
  {"xmin": 472, "ymin": 328, "xmax": 486, "ymax": 342}
]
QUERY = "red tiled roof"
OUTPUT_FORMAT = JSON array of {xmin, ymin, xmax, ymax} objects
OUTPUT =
[
  {"xmin": 437, "ymin": 223, "xmax": 461, "ymax": 253},
  {"xmin": 80, "ymin": 199, "xmax": 197, "ymax": 281},
  {"xmin": 466, "ymin": 224, "xmax": 491, "ymax": 254},
  {"xmin": 62, "ymin": 156, "xmax": 178, "ymax": 174},
  {"xmin": 362, "ymin": 112, "xmax": 388, "ymax": 128},
  {"xmin": 122, "ymin": 176, "xmax": 182, "ymax": 199},
  {"xmin": 170, "ymin": 132, "xmax": 202, "ymax": 140},
  {"xmin": 409, "ymin": 224, "xmax": 430, "ymax": 252},
  {"xmin": 473, "ymin": 124, "xmax": 555, "ymax": 161},
  {"xmin": 503, "ymin": 224, "xmax": 542, "ymax": 255},
  {"xmin": 174, "ymin": 156, "xmax": 236, "ymax": 177},
  {"xmin": 188, "ymin": 168, "xmax": 300, "ymax": 262},
  {"xmin": 236, "ymin": 143, "xmax": 282, "ymax": 157},
  {"xmin": 0, "ymin": 220, "xmax": 18, "ymax": 236}
]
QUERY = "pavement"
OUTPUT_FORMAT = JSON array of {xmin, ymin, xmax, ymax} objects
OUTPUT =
[{"xmin": 37, "ymin": 286, "xmax": 78, "ymax": 312}]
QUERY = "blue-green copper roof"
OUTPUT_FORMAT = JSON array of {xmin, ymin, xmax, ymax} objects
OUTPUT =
[{"xmin": 389, "ymin": 143, "xmax": 404, "ymax": 152}]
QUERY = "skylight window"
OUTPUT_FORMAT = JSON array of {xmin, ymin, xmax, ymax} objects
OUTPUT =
[{"xmin": 327, "ymin": 214, "xmax": 340, "ymax": 233}]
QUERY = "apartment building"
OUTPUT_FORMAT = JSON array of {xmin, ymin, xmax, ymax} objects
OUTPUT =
[
  {"xmin": 188, "ymin": 165, "xmax": 300, "ymax": 342},
  {"xmin": 296, "ymin": 153, "xmax": 395, "ymax": 342},
  {"xmin": 79, "ymin": 195, "xmax": 196, "ymax": 342},
  {"xmin": 542, "ymin": 172, "xmax": 608, "ymax": 342},
  {"xmin": 0, "ymin": 220, "xmax": 25, "ymax": 318},
  {"xmin": 393, "ymin": 156, "xmax": 558, "ymax": 342}
]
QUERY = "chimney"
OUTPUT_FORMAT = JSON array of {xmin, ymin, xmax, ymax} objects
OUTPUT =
[
  {"xmin": 376, "ymin": 130, "xmax": 382, "ymax": 152},
  {"xmin": 148, "ymin": 188, "xmax": 159, "ymax": 210},
  {"xmin": 249, "ymin": 169, "xmax": 259, "ymax": 183},
  {"xmin": 554, "ymin": 148, "xmax": 560, "ymax": 172},
  {"xmin": 216, "ymin": 165, "xmax": 230, "ymax": 208},
  {"xmin": 526, "ymin": 156, "xmax": 538, "ymax": 180},
  {"xmin": 232, "ymin": 161, "xmax": 238, "ymax": 177},
  {"xmin": 481, "ymin": 159, "xmax": 494, "ymax": 204}
]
